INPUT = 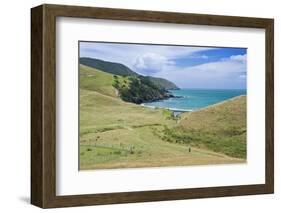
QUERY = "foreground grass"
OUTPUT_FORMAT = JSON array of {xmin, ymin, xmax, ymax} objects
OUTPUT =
[{"xmin": 79, "ymin": 65, "xmax": 246, "ymax": 170}]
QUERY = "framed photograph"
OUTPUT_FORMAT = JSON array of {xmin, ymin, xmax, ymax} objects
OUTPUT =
[{"xmin": 31, "ymin": 4, "xmax": 274, "ymax": 208}]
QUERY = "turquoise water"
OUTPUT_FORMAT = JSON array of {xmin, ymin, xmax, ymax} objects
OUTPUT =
[{"xmin": 142, "ymin": 89, "xmax": 246, "ymax": 111}]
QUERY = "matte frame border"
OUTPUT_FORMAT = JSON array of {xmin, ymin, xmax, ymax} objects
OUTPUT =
[{"xmin": 31, "ymin": 4, "xmax": 274, "ymax": 208}]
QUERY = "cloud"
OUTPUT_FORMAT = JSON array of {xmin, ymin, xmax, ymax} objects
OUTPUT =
[
  {"xmin": 188, "ymin": 54, "xmax": 209, "ymax": 59},
  {"xmin": 133, "ymin": 53, "xmax": 174, "ymax": 74},
  {"xmin": 229, "ymin": 54, "xmax": 247, "ymax": 63},
  {"xmin": 80, "ymin": 42, "xmax": 213, "ymax": 73},
  {"xmin": 156, "ymin": 54, "xmax": 247, "ymax": 89},
  {"xmin": 79, "ymin": 42, "xmax": 247, "ymax": 89},
  {"xmin": 189, "ymin": 54, "xmax": 246, "ymax": 74},
  {"xmin": 239, "ymin": 74, "xmax": 246, "ymax": 79}
]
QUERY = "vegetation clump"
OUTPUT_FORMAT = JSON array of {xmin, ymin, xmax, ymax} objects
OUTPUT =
[{"xmin": 113, "ymin": 75, "xmax": 174, "ymax": 104}]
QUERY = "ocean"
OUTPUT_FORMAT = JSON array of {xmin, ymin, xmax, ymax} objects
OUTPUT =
[{"xmin": 142, "ymin": 88, "xmax": 246, "ymax": 112}]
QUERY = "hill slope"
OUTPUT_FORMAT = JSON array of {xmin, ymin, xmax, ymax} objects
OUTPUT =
[
  {"xmin": 80, "ymin": 57, "xmax": 179, "ymax": 90},
  {"xmin": 180, "ymin": 96, "xmax": 246, "ymax": 131},
  {"xmin": 162, "ymin": 96, "xmax": 247, "ymax": 158},
  {"xmin": 80, "ymin": 64, "xmax": 175, "ymax": 104},
  {"xmin": 147, "ymin": 76, "xmax": 179, "ymax": 90},
  {"xmin": 80, "ymin": 64, "xmax": 118, "ymax": 97},
  {"xmin": 80, "ymin": 57, "xmax": 138, "ymax": 77}
]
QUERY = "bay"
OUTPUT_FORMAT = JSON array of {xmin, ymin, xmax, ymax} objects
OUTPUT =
[{"xmin": 142, "ymin": 88, "xmax": 246, "ymax": 112}]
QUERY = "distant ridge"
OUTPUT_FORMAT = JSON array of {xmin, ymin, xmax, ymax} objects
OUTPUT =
[
  {"xmin": 80, "ymin": 57, "xmax": 138, "ymax": 77},
  {"xmin": 80, "ymin": 57, "xmax": 179, "ymax": 90}
]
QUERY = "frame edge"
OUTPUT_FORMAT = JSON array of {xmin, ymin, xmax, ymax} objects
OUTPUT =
[
  {"xmin": 31, "ymin": 4, "xmax": 275, "ymax": 208},
  {"xmin": 31, "ymin": 5, "xmax": 44, "ymax": 208},
  {"xmin": 265, "ymin": 19, "xmax": 274, "ymax": 194}
]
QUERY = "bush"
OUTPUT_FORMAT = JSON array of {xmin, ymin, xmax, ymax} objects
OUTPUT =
[{"xmin": 112, "ymin": 76, "xmax": 170, "ymax": 104}]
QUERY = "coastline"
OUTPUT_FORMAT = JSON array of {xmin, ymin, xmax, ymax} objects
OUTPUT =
[
  {"xmin": 140, "ymin": 103, "xmax": 193, "ymax": 112},
  {"xmin": 140, "ymin": 94, "xmax": 247, "ymax": 115}
]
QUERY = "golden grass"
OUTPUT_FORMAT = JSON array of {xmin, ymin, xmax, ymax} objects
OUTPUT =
[{"xmin": 79, "ymin": 65, "xmax": 246, "ymax": 170}]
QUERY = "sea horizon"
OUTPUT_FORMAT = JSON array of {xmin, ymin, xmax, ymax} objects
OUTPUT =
[{"xmin": 142, "ymin": 88, "xmax": 246, "ymax": 112}]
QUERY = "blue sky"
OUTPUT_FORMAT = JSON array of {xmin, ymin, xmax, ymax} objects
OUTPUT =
[{"xmin": 80, "ymin": 42, "xmax": 247, "ymax": 89}]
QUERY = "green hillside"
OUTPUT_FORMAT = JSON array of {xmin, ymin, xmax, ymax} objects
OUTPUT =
[
  {"xmin": 79, "ymin": 65, "xmax": 245, "ymax": 170},
  {"xmin": 162, "ymin": 96, "xmax": 247, "ymax": 158},
  {"xmin": 80, "ymin": 57, "xmax": 138, "ymax": 77},
  {"xmin": 80, "ymin": 64, "xmax": 173, "ymax": 104},
  {"xmin": 80, "ymin": 64, "xmax": 117, "ymax": 97},
  {"xmin": 147, "ymin": 76, "xmax": 180, "ymax": 90},
  {"xmin": 80, "ymin": 57, "xmax": 179, "ymax": 90}
]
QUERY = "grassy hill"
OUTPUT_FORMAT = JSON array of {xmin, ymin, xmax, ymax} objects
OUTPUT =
[
  {"xmin": 162, "ymin": 96, "xmax": 247, "ymax": 158},
  {"xmin": 80, "ymin": 57, "xmax": 138, "ymax": 77},
  {"xmin": 80, "ymin": 64, "xmax": 118, "ymax": 97},
  {"xmin": 79, "ymin": 64, "xmax": 245, "ymax": 170},
  {"xmin": 80, "ymin": 61, "xmax": 176, "ymax": 104},
  {"xmin": 147, "ymin": 76, "xmax": 180, "ymax": 90},
  {"xmin": 80, "ymin": 57, "xmax": 179, "ymax": 90}
]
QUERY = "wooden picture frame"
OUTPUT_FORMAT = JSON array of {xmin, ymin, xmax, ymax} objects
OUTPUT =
[{"xmin": 31, "ymin": 4, "xmax": 274, "ymax": 208}]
